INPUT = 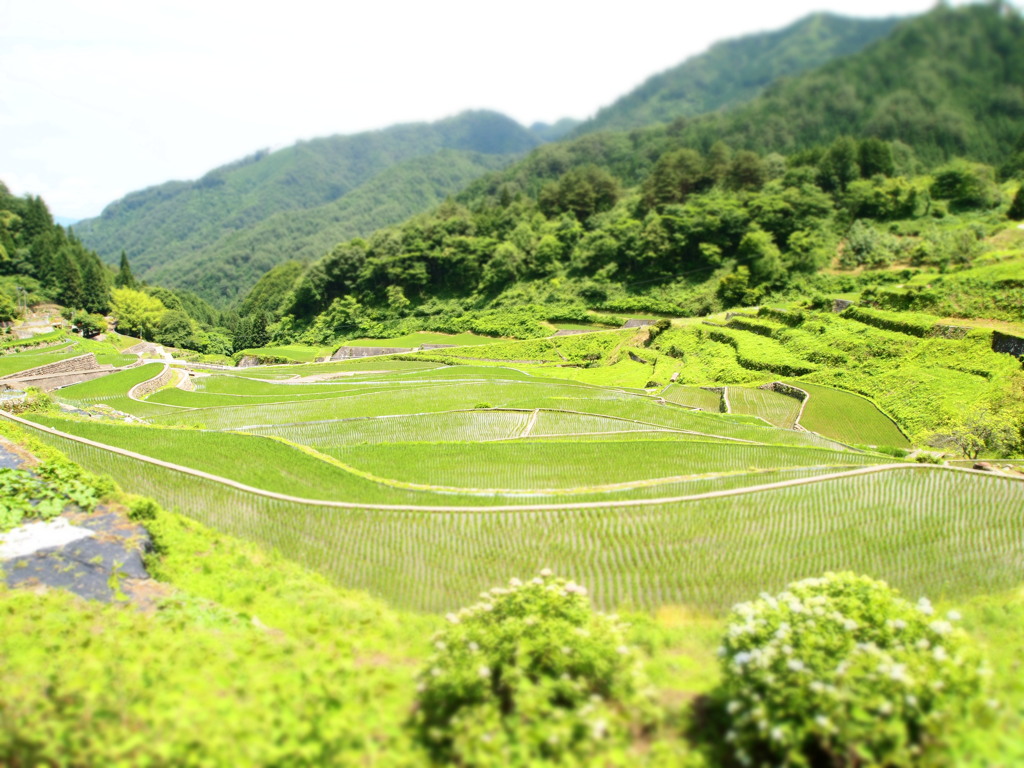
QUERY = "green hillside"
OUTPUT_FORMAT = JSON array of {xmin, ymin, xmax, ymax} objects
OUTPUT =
[
  {"xmin": 574, "ymin": 12, "xmax": 901, "ymax": 136},
  {"xmin": 143, "ymin": 149, "xmax": 513, "ymax": 303},
  {"xmin": 74, "ymin": 111, "xmax": 540, "ymax": 305},
  {"xmin": 463, "ymin": 3, "xmax": 1024, "ymax": 206},
  {"xmin": 659, "ymin": 3, "xmax": 1024, "ymax": 164}
]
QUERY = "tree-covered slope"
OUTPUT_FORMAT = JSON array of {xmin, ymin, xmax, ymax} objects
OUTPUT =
[
  {"xmin": 467, "ymin": 4, "xmax": 1024, "ymax": 200},
  {"xmin": 142, "ymin": 149, "xmax": 514, "ymax": 304},
  {"xmin": 74, "ymin": 111, "xmax": 540, "ymax": 305},
  {"xmin": 574, "ymin": 12, "xmax": 902, "ymax": 136},
  {"xmin": 665, "ymin": 2, "xmax": 1024, "ymax": 164}
]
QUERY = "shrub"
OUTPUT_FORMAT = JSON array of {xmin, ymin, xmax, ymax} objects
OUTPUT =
[
  {"xmin": 717, "ymin": 572, "xmax": 985, "ymax": 767},
  {"xmin": 412, "ymin": 571, "xmax": 656, "ymax": 765},
  {"xmin": 0, "ymin": 387, "xmax": 55, "ymax": 415},
  {"xmin": 127, "ymin": 495, "xmax": 161, "ymax": 521}
]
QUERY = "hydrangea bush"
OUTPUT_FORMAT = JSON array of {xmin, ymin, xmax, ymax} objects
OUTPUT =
[
  {"xmin": 718, "ymin": 572, "xmax": 986, "ymax": 767},
  {"xmin": 412, "ymin": 570, "xmax": 657, "ymax": 765}
]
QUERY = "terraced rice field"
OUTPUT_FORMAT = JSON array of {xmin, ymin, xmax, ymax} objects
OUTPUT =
[
  {"xmin": 727, "ymin": 386, "xmax": 803, "ymax": 429},
  {"xmin": 660, "ymin": 384, "xmax": 722, "ymax": 411},
  {"xmin": 787, "ymin": 380, "xmax": 910, "ymax": 448},
  {"xmin": 8, "ymin": 418, "xmax": 1024, "ymax": 614},
  {"xmin": 5, "ymin": 352, "xmax": 1016, "ymax": 615}
]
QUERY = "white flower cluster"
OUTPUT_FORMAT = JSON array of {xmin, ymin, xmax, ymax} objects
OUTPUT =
[{"xmin": 719, "ymin": 572, "xmax": 983, "ymax": 764}]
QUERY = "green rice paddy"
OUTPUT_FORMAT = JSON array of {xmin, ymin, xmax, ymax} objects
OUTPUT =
[{"xmin": 10, "ymin": 319, "xmax": 1016, "ymax": 616}]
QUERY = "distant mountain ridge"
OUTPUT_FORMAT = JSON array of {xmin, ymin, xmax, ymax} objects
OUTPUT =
[
  {"xmin": 572, "ymin": 12, "xmax": 903, "ymax": 136},
  {"xmin": 654, "ymin": 2, "xmax": 1024, "ymax": 165},
  {"xmin": 74, "ymin": 111, "xmax": 540, "ymax": 305}
]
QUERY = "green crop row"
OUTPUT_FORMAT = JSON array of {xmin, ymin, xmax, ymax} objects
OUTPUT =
[
  {"xmin": 659, "ymin": 384, "xmax": 722, "ymax": 411},
  {"xmin": 0, "ymin": 347, "xmax": 78, "ymax": 378},
  {"xmin": 25, "ymin": 411, "xmax": 878, "ymax": 505},
  {"xmin": 328, "ymin": 440, "xmax": 889, "ymax": 492},
  {"xmin": 244, "ymin": 410, "xmax": 533, "ymax": 447},
  {"xmin": 16, "ymin": 420, "xmax": 1024, "ymax": 615},
  {"xmin": 727, "ymin": 387, "xmax": 803, "ymax": 429},
  {"xmin": 787, "ymin": 380, "xmax": 911, "ymax": 448}
]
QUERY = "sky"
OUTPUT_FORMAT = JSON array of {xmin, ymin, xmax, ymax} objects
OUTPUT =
[{"xmin": 2, "ymin": 0, "xmax": 957, "ymax": 221}]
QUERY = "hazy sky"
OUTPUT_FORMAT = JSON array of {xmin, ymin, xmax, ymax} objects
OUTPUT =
[{"xmin": 3, "ymin": 0, "xmax": 954, "ymax": 220}]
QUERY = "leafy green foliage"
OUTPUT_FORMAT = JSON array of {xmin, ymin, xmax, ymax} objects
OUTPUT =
[
  {"xmin": 718, "ymin": 572, "xmax": 986, "ymax": 767},
  {"xmin": 662, "ymin": 4, "xmax": 1024, "ymax": 166},
  {"xmin": 0, "ymin": 459, "xmax": 99, "ymax": 532},
  {"xmin": 110, "ymin": 287, "xmax": 166, "ymax": 339},
  {"xmin": 413, "ymin": 571, "xmax": 656, "ymax": 764},
  {"xmin": 931, "ymin": 160, "xmax": 1001, "ymax": 212},
  {"xmin": 0, "ymin": 183, "xmax": 110, "ymax": 314}
]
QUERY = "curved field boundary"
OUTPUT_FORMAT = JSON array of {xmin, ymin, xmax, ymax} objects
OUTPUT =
[
  {"xmin": 3, "ymin": 410, "xmax": 1016, "ymax": 513},
  {"xmin": 6, "ymin": 409, "xmax": 1023, "ymax": 615},
  {"xmin": 150, "ymin": 379, "xmax": 463, "ymax": 417},
  {"xmin": 127, "ymin": 363, "xmax": 171, "ymax": 402},
  {"xmin": 763, "ymin": 382, "xmax": 810, "ymax": 428},
  {"xmin": 237, "ymin": 407, "xmax": 768, "ymax": 447},
  {"xmin": 786, "ymin": 379, "xmax": 912, "ymax": 447},
  {"xmin": 264, "ymin": 433, "xmax": 880, "ymax": 498}
]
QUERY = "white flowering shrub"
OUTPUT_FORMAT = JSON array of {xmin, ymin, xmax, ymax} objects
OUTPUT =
[
  {"xmin": 718, "ymin": 572, "xmax": 985, "ymax": 767},
  {"xmin": 412, "ymin": 570, "xmax": 656, "ymax": 765}
]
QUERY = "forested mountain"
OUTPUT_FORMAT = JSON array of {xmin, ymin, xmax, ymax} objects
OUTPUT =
[
  {"xmin": 0, "ymin": 181, "xmax": 236, "ymax": 353},
  {"xmin": 529, "ymin": 119, "xmax": 583, "ymax": 142},
  {"xmin": 0, "ymin": 182, "xmax": 110, "ymax": 320},
  {"xmin": 141, "ymin": 149, "xmax": 514, "ymax": 303},
  {"xmin": 74, "ymin": 111, "xmax": 541, "ymax": 305},
  {"xmin": 236, "ymin": 3, "xmax": 1024, "ymax": 345},
  {"xmin": 573, "ymin": 12, "xmax": 902, "ymax": 136},
  {"xmin": 461, "ymin": 3, "xmax": 1024, "ymax": 201},
  {"xmin": 658, "ymin": 2, "xmax": 1024, "ymax": 165}
]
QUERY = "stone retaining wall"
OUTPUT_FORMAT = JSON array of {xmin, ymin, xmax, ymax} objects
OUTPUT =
[
  {"xmin": 993, "ymin": 331, "xmax": 1024, "ymax": 358},
  {"xmin": 331, "ymin": 346, "xmax": 414, "ymax": 360},
  {"xmin": 123, "ymin": 342, "xmax": 163, "ymax": 356},
  {"xmin": 420, "ymin": 343, "xmax": 457, "ymax": 349},
  {"xmin": 0, "ymin": 353, "xmax": 101, "ymax": 382},
  {"xmin": 176, "ymin": 372, "xmax": 196, "ymax": 392},
  {"xmin": 0, "ymin": 340, "xmax": 70, "ymax": 354},
  {"xmin": 128, "ymin": 365, "xmax": 172, "ymax": 400},
  {"xmin": 758, "ymin": 381, "xmax": 808, "ymax": 401},
  {"xmin": 928, "ymin": 325, "xmax": 971, "ymax": 340}
]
